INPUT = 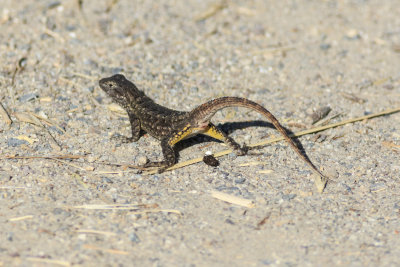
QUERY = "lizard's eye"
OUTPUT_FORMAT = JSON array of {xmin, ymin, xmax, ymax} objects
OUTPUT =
[{"xmin": 108, "ymin": 82, "xmax": 124, "ymax": 95}]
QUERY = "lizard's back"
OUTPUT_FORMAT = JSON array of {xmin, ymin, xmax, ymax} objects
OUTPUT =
[{"xmin": 133, "ymin": 97, "xmax": 189, "ymax": 138}]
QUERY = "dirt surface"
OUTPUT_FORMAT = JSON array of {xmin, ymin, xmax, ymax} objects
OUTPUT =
[{"xmin": 1, "ymin": 0, "xmax": 400, "ymax": 266}]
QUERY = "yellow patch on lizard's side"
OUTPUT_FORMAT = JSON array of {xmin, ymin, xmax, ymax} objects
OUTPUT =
[
  {"xmin": 198, "ymin": 125, "xmax": 227, "ymax": 142},
  {"xmin": 168, "ymin": 125, "xmax": 194, "ymax": 146},
  {"xmin": 168, "ymin": 124, "xmax": 228, "ymax": 147}
]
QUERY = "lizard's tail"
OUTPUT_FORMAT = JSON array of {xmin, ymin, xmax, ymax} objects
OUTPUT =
[{"xmin": 189, "ymin": 97, "xmax": 327, "ymax": 180}]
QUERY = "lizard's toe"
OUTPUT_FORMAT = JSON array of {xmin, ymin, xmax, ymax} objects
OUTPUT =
[
  {"xmin": 156, "ymin": 167, "xmax": 168, "ymax": 173},
  {"xmin": 142, "ymin": 161, "xmax": 169, "ymax": 169},
  {"xmin": 235, "ymin": 145, "xmax": 248, "ymax": 156},
  {"xmin": 141, "ymin": 162, "xmax": 168, "ymax": 173}
]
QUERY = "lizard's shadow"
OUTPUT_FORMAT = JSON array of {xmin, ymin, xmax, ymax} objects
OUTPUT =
[{"xmin": 174, "ymin": 120, "xmax": 312, "ymax": 163}]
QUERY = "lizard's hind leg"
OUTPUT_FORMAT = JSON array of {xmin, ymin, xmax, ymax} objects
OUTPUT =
[{"xmin": 202, "ymin": 123, "xmax": 247, "ymax": 155}]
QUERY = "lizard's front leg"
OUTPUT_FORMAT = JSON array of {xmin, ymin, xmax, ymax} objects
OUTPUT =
[
  {"xmin": 143, "ymin": 138, "xmax": 177, "ymax": 172},
  {"xmin": 112, "ymin": 112, "xmax": 141, "ymax": 143}
]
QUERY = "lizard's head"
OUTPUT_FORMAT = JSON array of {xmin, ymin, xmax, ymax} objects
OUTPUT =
[
  {"xmin": 99, "ymin": 74, "xmax": 128, "ymax": 97},
  {"xmin": 99, "ymin": 74, "xmax": 135, "ymax": 107}
]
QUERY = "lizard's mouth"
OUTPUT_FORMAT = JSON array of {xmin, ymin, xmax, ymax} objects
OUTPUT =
[
  {"xmin": 99, "ymin": 81, "xmax": 121, "ymax": 96},
  {"xmin": 98, "ymin": 79, "xmax": 111, "ymax": 92}
]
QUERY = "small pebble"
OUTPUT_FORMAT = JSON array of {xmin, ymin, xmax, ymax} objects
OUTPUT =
[
  {"xmin": 7, "ymin": 138, "xmax": 28, "ymax": 147},
  {"xmin": 234, "ymin": 177, "xmax": 246, "ymax": 184},
  {"xmin": 129, "ymin": 233, "xmax": 140, "ymax": 243},
  {"xmin": 18, "ymin": 93, "xmax": 38, "ymax": 102},
  {"xmin": 282, "ymin": 194, "xmax": 297, "ymax": 201},
  {"xmin": 320, "ymin": 43, "xmax": 331, "ymax": 50},
  {"xmin": 102, "ymin": 177, "xmax": 113, "ymax": 183},
  {"xmin": 345, "ymin": 29, "xmax": 360, "ymax": 40},
  {"xmin": 136, "ymin": 155, "xmax": 149, "ymax": 165},
  {"xmin": 225, "ymin": 218, "xmax": 235, "ymax": 225},
  {"xmin": 310, "ymin": 106, "xmax": 331, "ymax": 124},
  {"xmin": 7, "ymin": 232, "xmax": 14, "ymax": 242},
  {"xmin": 0, "ymin": 171, "xmax": 12, "ymax": 181}
]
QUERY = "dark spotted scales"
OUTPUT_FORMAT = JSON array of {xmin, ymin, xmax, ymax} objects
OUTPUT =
[{"xmin": 99, "ymin": 74, "xmax": 326, "ymax": 179}]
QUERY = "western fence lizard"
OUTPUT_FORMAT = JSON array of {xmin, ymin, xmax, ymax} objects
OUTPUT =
[{"xmin": 99, "ymin": 74, "xmax": 326, "ymax": 180}]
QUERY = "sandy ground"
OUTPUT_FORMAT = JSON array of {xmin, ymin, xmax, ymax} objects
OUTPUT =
[{"xmin": 1, "ymin": 0, "xmax": 400, "ymax": 266}]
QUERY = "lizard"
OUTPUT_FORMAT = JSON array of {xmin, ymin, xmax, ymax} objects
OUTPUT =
[{"xmin": 99, "ymin": 74, "xmax": 327, "ymax": 180}]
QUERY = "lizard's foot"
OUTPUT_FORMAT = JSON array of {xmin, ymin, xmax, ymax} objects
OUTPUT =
[
  {"xmin": 142, "ymin": 139, "xmax": 176, "ymax": 173},
  {"xmin": 142, "ymin": 161, "xmax": 166, "ymax": 168},
  {"xmin": 141, "ymin": 161, "xmax": 171, "ymax": 173},
  {"xmin": 111, "ymin": 134, "xmax": 139, "ymax": 143},
  {"xmin": 156, "ymin": 166, "xmax": 168, "ymax": 173}
]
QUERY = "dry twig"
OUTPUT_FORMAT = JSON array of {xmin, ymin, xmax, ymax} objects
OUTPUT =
[
  {"xmin": 195, "ymin": 1, "xmax": 227, "ymax": 21},
  {"xmin": 0, "ymin": 102, "xmax": 12, "ymax": 126},
  {"xmin": 211, "ymin": 191, "xmax": 255, "ymax": 208}
]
